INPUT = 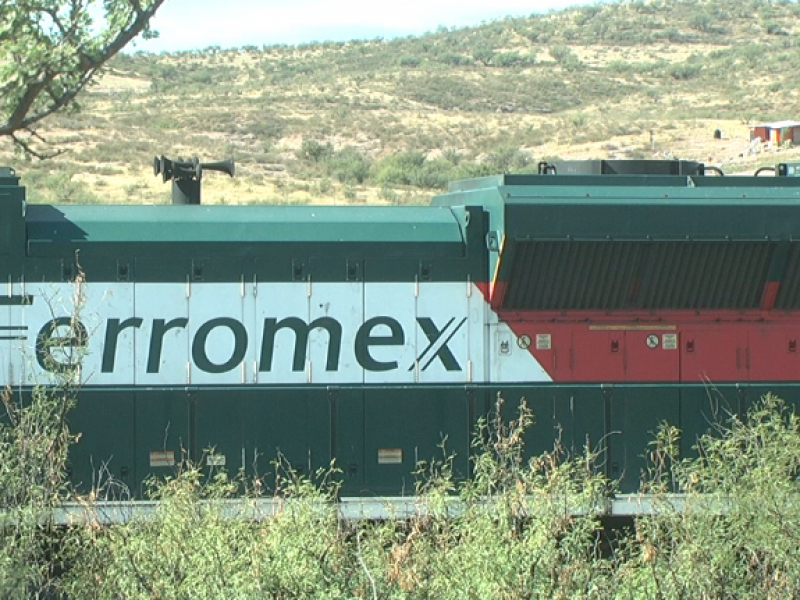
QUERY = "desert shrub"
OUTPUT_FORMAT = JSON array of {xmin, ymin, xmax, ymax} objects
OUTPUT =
[
  {"xmin": 368, "ymin": 151, "xmax": 496, "ymax": 189},
  {"xmin": 667, "ymin": 61, "xmax": 703, "ymax": 80},
  {"xmin": 296, "ymin": 139, "xmax": 334, "ymax": 163},
  {"xmin": 369, "ymin": 150, "xmax": 427, "ymax": 186},
  {"xmin": 64, "ymin": 463, "xmax": 363, "ymax": 599},
  {"xmin": 625, "ymin": 395, "xmax": 800, "ymax": 598},
  {"xmin": 688, "ymin": 12, "xmax": 715, "ymax": 33},
  {"xmin": 399, "ymin": 55, "xmax": 422, "ymax": 67},
  {"xmin": 437, "ymin": 52, "xmax": 474, "ymax": 67},
  {"xmin": 472, "ymin": 45, "xmax": 495, "ymax": 65},
  {"xmin": 485, "ymin": 145, "xmax": 533, "ymax": 173},
  {"xmin": 492, "ymin": 51, "xmax": 531, "ymax": 68},
  {"xmin": 327, "ymin": 146, "xmax": 371, "ymax": 184}
]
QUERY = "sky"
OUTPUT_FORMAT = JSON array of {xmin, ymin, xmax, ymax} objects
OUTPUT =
[{"xmin": 128, "ymin": 0, "xmax": 593, "ymax": 53}]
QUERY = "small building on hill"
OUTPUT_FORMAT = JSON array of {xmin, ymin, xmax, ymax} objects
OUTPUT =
[{"xmin": 750, "ymin": 120, "xmax": 800, "ymax": 146}]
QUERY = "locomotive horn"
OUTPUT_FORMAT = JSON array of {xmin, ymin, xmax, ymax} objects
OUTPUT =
[
  {"xmin": 153, "ymin": 155, "xmax": 236, "ymax": 204},
  {"xmin": 201, "ymin": 158, "xmax": 235, "ymax": 178},
  {"xmin": 153, "ymin": 155, "xmax": 200, "ymax": 183}
]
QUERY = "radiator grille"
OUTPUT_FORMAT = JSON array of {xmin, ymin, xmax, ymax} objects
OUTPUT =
[{"xmin": 503, "ymin": 241, "xmax": 773, "ymax": 310}]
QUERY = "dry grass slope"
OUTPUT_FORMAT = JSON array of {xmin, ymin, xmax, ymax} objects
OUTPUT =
[{"xmin": 4, "ymin": 0, "xmax": 800, "ymax": 205}]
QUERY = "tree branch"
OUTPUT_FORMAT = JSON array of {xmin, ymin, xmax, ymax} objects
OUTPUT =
[
  {"xmin": 0, "ymin": 0, "xmax": 167, "ymax": 155},
  {"xmin": 10, "ymin": 131, "xmax": 68, "ymax": 160}
]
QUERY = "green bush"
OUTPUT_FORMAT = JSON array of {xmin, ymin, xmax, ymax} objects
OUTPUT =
[
  {"xmin": 667, "ymin": 61, "xmax": 703, "ymax": 80},
  {"xmin": 327, "ymin": 146, "xmax": 371, "ymax": 184},
  {"xmin": 296, "ymin": 138, "xmax": 334, "ymax": 163},
  {"xmin": 492, "ymin": 51, "xmax": 532, "ymax": 68},
  {"xmin": 485, "ymin": 145, "xmax": 533, "ymax": 173},
  {"xmin": 472, "ymin": 45, "xmax": 495, "ymax": 65},
  {"xmin": 369, "ymin": 151, "xmax": 427, "ymax": 186},
  {"xmin": 368, "ymin": 151, "xmax": 489, "ymax": 190},
  {"xmin": 399, "ymin": 55, "xmax": 421, "ymax": 67},
  {"xmin": 437, "ymin": 52, "xmax": 474, "ymax": 67},
  {"xmin": 627, "ymin": 395, "xmax": 800, "ymax": 598}
]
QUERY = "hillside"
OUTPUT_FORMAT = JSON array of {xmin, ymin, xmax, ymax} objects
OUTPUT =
[{"xmin": 4, "ymin": 0, "xmax": 800, "ymax": 205}]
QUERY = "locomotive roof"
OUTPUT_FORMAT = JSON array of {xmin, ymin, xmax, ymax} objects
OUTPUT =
[
  {"xmin": 25, "ymin": 204, "xmax": 468, "ymax": 245},
  {"xmin": 433, "ymin": 173, "xmax": 800, "ymax": 241}
]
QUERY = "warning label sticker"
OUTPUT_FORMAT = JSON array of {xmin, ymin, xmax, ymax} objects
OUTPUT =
[
  {"xmin": 378, "ymin": 448, "xmax": 403, "ymax": 464},
  {"xmin": 206, "ymin": 454, "xmax": 226, "ymax": 467},
  {"xmin": 536, "ymin": 334, "xmax": 552, "ymax": 350},
  {"xmin": 149, "ymin": 450, "xmax": 175, "ymax": 467},
  {"xmin": 662, "ymin": 334, "xmax": 678, "ymax": 350}
]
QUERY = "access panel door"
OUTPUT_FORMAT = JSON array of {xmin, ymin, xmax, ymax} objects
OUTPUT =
[
  {"xmin": 134, "ymin": 390, "xmax": 190, "ymax": 496},
  {"xmin": 571, "ymin": 329, "xmax": 625, "ymax": 382},
  {"xmin": 240, "ymin": 388, "xmax": 331, "ymax": 491},
  {"xmin": 746, "ymin": 325, "xmax": 800, "ymax": 382},
  {"xmin": 490, "ymin": 384, "xmax": 574, "ymax": 461},
  {"xmin": 69, "ymin": 391, "xmax": 135, "ymax": 495},
  {"xmin": 680, "ymin": 330, "xmax": 746, "ymax": 384},
  {"xmin": 2, "ymin": 278, "xmax": 34, "ymax": 387},
  {"xmin": 488, "ymin": 386, "xmax": 607, "ymax": 485},
  {"xmin": 191, "ymin": 389, "xmax": 244, "ymax": 475},
  {"xmin": 87, "ymin": 282, "xmax": 137, "ymax": 387},
  {"xmin": 608, "ymin": 387, "xmax": 680, "ymax": 493},
  {"xmin": 332, "ymin": 386, "xmax": 365, "ymax": 495},
  {"xmin": 308, "ymin": 271, "xmax": 364, "ymax": 385},
  {"xmin": 680, "ymin": 384, "xmax": 741, "ymax": 464},
  {"xmin": 495, "ymin": 323, "xmax": 573, "ymax": 382},
  {"xmin": 624, "ymin": 330, "xmax": 680, "ymax": 382},
  {"xmin": 363, "ymin": 282, "xmax": 416, "ymax": 385},
  {"xmin": 362, "ymin": 387, "xmax": 470, "ymax": 496},
  {"xmin": 549, "ymin": 386, "xmax": 607, "ymax": 474},
  {"xmin": 194, "ymin": 388, "xmax": 332, "ymax": 490},
  {"xmin": 255, "ymin": 283, "xmax": 311, "ymax": 386}
]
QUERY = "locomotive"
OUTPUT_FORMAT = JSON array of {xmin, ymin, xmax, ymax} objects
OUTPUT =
[{"xmin": 2, "ymin": 157, "xmax": 800, "ymax": 497}]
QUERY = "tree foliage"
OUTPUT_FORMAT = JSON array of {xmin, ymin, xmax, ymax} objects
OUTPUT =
[{"xmin": 0, "ymin": 0, "xmax": 165, "ymax": 157}]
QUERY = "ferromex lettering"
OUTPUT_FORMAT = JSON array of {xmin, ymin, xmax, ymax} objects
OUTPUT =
[{"xmin": 2, "ymin": 281, "xmax": 551, "ymax": 385}]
